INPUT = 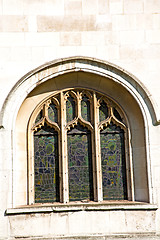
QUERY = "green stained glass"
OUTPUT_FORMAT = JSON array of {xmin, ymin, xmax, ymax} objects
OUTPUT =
[
  {"xmin": 81, "ymin": 95, "xmax": 90, "ymax": 122},
  {"xmin": 66, "ymin": 95, "xmax": 75, "ymax": 122},
  {"xmin": 99, "ymin": 101, "xmax": 108, "ymax": 122},
  {"xmin": 35, "ymin": 110, "xmax": 43, "ymax": 124},
  {"xmin": 100, "ymin": 123, "xmax": 127, "ymax": 200},
  {"xmin": 34, "ymin": 125, "xmax": 59, "ymax": 203},
  {"xmin": 67, "ymin": 125, "xmax": 93, "ymax": 201},
  {"xmin": 48, "ymin": 103, "xmax": 58, "ymax": 123}
]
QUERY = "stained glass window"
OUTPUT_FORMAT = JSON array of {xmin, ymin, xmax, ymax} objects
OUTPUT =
[
  {"xmin": 100, "ymin": 123, "xmax": 127, "ymax": 200},
  {"xmin": 66, "ymin": 95, "xmax": 75, "ymax": 122},
  {"xmin": 34, "ymin": 125, "xmax": 59, "ymax": 203},
  {"xmin": 32, "ymin": 89, "xmax": 128, "ymax": 204},
  {"xmin": 67, "ymin": 124, "xmax": 93, "ymax": 201},
  {"xmin": 48, "ymin": 102, "xmax": 58, "ymax": 123},
  {"xmin": 81, "ymin": 95, "xmax": 90, "ymax": 122},
  {"xmin": 99, "ymin": 101, "xmax": 108, "ymax": 122}
]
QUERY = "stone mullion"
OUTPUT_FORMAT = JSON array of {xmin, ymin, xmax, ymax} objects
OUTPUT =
[
  {"xmin": 28, "ymin": 130, "xmax": 35, "ymax": 205},
  {"xmin": 60, "ymin": 92, "xmax": 69, "ymax": 203},
  {"xmin": 77, "ymin": 91, "xmax": 81, "ymax": 118},
  {"xmin": 93, "ymin": 92, "xmax": 103, "ymax": 202}
]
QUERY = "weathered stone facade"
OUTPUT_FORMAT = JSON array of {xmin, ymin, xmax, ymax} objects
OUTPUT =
[{"xmin": 1, "ymin": 1, "xmax": 160, "ymax": 239}]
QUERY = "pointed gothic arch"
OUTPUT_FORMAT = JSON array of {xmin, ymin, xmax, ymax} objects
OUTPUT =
[{"xmin": 0, "ymin": 56, "xmax": 157, "ymax": 207}]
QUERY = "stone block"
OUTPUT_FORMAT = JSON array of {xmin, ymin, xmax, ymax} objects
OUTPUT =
[
  {"xmin": 125, "ymin": 210, "xmax": 156, "ymax": 232},
  {"xmin": 152, "ymin": 14, "xmax": 160, "ymax": 29},
  {"xmin": 98, "ymin": 0, "xmax": 109, "ymax": 15},
  {"xmin": 124, "ymin": 0, "xmax": 144, "ymax": 14},
  {"xmin": 64, "ymin": 1, "xmax": 82, "ymax": 15},
  {"xmin": 81, "ymin": 31, "xmax": 105, "ymax": 46},
  {"xmin": 0, "ymin": 16, "xmax": 28, "ymax": 32},
  {"xmin": 9, "ymin": 213, "xmax": 68, "ymax": 237},
  {"xmin": 109, "ymin": 211, "xmax": 126, "ymax": 233},
  {"xmin": 82, "ymin": 0, "xmax": 98, "ymax": 15},
  {"xmin": 144, "ymin": 0, "xmax": 160, "ymax": 13},
  {"xmin": 43, "ymin": 46, "xmax": 58, "ymax": 62},
  {"xmin": 2, "ymin": 0, "xmax": 23, "ymax": 15},
  {"xmin": 0, "ymin": 211, "xmax": 8, "ymax": 239},
  {"xmin": 119, "ymin": 30, "xmax": 145, "ymax": 45},
  {"xmin": 153, "ymin": 166, "xmax": 160, "ymax": 188},
  {"xmin": 0, "ymin": 170, "xmax": 11, "ymax": 193},
  {"xmin": 28, "ymin": 16, "xmax": 37, "ymax": 32},
  {"xmin": 96, "ymin": 45, "xmax": 119, "ymax": 61},
  {"xmin": 10, "ymin": 47, "xmax": 32, "ymax": 61},
  {"xmin": 25, "ymin": 32, "xmax": 59, "ymax": 46},
  {"xmin": 58, "ymin": 46, "xmax": 77, "ymax": 58},
  {"xmin": 112, "ymin": 15, "xmax": 133, "ymax": 31},
  {"xmin": 37, "ymin": 15, "xmax": 97, "ymax": 32},
  {"xmin": 96, "ymin": 15, "xmax": 112, "ymax": 31},
  {"xmin": 37, "ymin": 14, "xmax": 111, "ymax": 32},
  {"xmin": 60, "ymin": 32, "xmax": 81, "ymax": 46},
  {"xmin": 76, "ymin": 45, "xmax": 97, "ymax": 57},
  {"xmin": 0, "ymin": 0, "xmax": 2, "ymax": 14},
  {"xmin": 119, "ymin": 45, "xmax": 137, "ymax": 59},
  {"xmin": 150, "ymin": 144, "xmax": 160, "ymax": 167},
  {"xmin": 0, "ymin": 33, "xmax": 25, "ymax": 47},
  {"xmin": 105, "ymin": 31, "xmax": 120, "ymax": 44},
  {"xmin": 23, "ymin": 0, "xmax": 46, "ymax": 15},
  {"xmin": 0, "ymin": 47, "xmax": 10, "ymax": 61},
  {"xmin": 146, "ymin": 44, "xmax": 160, "ymax": 59},
  {"xmin": 13, "ymin": 191, "xmax": 27, "ymax": 207},
  {"xmin": 112, "ymin": 14, "xmax": 146, "ymax": 31},
  {"xmin": 109, "ymin": 0, "xmax": 123, "ymax": 15},
  {"xmin": 150, "ymin": 126, "xmax": 160, "ymax": 145},
  {"xmin": 68, "ymin": 211, "xmax": 86, "ymax": 234},
  {"xmin": 31, "ymin": 46, "xmax": 44, "ymax": 62},
  {"xmin": 86, "ymin": 211, "xmax": 110, "ymax": 234},
  {"xmin": 146, "ymin": 30, "xmax": 160, "ymax": 44},
  {"xmin": 43, "ymin": 0, "xmax": 65, "ymax": 16}
]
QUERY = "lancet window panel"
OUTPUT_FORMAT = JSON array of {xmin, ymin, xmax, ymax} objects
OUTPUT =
[
  {"xmin": 100, "ymin": 124, "xmax": 127, "ymax": 200},
  {"xmin": 34, "ymin": 125, "xmax": 59, "ymax": 203},
  {"xmin": 68, "ymin": 125, "xmax": 93, "ymax": 201},
  {"xmin": 29, "ymin": 89, "xmax": 130, "ymax": 204}
]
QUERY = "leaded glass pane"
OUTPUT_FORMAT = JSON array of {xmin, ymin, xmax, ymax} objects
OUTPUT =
[
  {"xmin": 34, "ymin": 125, "xmax": 59, "ymax": 203},
  {"xmin": 81, "ymin": 95, "xmax": 90, "ymax": 122},
  {"xmin": 67, "ymin": 125, "xmax": 93, "ymax": 201},
  {"xmin": 35, "ymin": 110, "xmax": 43, "ymax": 124},
  {"xmin": 66, "ymin": 95, "xmax": 75, "ymax": 122},
  {"xmin": 99, "ymin": 101, "xmax": 108, "ymax": 122},
  {"xmin": 48, "ymin": 102, "xmax": 58, "ymax": 123},
  {"xmin": 100, "ymin": 123, "xmax": 127, "ymax": 200}
]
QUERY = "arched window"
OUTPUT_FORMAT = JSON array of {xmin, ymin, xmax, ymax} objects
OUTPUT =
[{"xmin": 29, "ymin": 89, "xmax": 130, "ymax": 204}]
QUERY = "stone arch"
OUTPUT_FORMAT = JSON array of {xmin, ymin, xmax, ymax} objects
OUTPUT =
[{"xmin": 0, "ymin": 56, "xmax": 157, "ymax": 207}]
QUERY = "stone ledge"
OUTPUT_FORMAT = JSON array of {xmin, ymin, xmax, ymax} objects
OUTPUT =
[
  {"xmin": 7, "ymin": 233, "xmax": 160, "ymax": 240},
  {"xmin": 5, "ymin": 201, "xmax": 158, "ymax": 215}
]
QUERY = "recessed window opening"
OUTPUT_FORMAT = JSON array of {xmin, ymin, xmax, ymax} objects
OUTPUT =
[{"xmin": 29, "ymin": 89, "xmax": 130, "ymax": 204}]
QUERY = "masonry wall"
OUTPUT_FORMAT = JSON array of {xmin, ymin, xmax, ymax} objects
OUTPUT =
[
  {"xmin": 1, "ymin": 0, "xmax": 160, "ymax": 239},
  {"xmin": 1, "ymin": 0, "xmax": 160, "ymax": 110}
]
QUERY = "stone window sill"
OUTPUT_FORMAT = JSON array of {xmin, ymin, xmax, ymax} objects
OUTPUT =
[{"xmin": 5, "ymin": 201, "xmax": 158, "ymax": 215}]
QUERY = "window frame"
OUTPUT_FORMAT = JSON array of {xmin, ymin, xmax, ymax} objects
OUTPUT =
[{"xmin": 28, "ymin": 88, "xmax": 133, "ymax": 205}]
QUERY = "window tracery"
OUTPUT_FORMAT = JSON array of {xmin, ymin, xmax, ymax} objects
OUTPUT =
[{"xmin": 29, "ymin": 89, "xmax": 129, "ymax": 204}]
